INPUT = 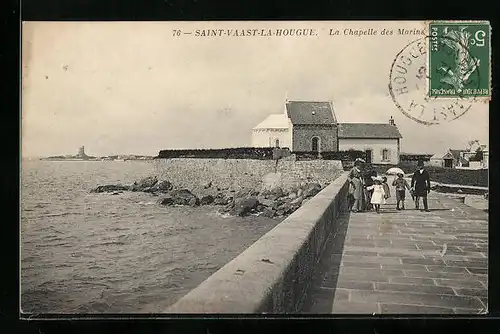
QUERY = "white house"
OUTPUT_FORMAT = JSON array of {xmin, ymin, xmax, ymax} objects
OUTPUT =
[
  {"xmin": 429, "ymin": 150, "xmax": 456, "ymax": 168},
  {"xmin": 337, "ymin": 119, "xmax": 402, "ymax": 165},
  {"xmin": 252, "ymin": 100, "xmax": 403, "ymax": 164},
  {"xmin": 482, "ymin": 146, "xmax": 489, "ymax": 169}
]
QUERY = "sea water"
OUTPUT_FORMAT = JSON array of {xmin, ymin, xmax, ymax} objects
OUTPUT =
[{"xmin": 20, "ymin": 160, "xmax": 280, "ymax": 313}]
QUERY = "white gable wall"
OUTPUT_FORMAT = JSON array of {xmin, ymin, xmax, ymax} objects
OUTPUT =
[
  {"xmin": 428, "ymin": 158, "xmax": 445, "ymax": 167},
  {"xmin": 252, "ymin": 128, "xmax": 291, "ymax": 148},
  {"xmin": 338, "ymin": 138, "xmax": 399, "ymax": 164}
]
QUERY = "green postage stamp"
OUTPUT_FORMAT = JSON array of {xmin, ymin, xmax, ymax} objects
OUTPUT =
[{"xmin": 428, "ymin": 21, "xmax": 491, "ymax": 99}]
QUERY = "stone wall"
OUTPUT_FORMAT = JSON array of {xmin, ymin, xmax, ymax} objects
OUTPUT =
[
  {"xmin": 153, "ymin": 158, "xmax": 343, "ymax": 192},
  {"xmin": 165, "ymin": 172, "xmax": 349, "ymax": 313}
]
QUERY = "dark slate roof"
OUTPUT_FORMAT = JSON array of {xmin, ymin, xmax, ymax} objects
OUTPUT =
[
  {"xmin": 285, "ymin": 101, "xmax": 336, "ymax": 125},
  {"xmin": 449, "ymin": 149, "xmax": 463, "ymax": 161},
  {"xmin": 338, "ymin": 123, "xmax": 402, "ymax": 139}
]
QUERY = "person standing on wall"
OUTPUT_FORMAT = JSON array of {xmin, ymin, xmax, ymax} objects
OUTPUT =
[
  {"xmin": 411, "ymin": 160, "xmax": 431, "ymax": 212},
  {"xmin": 348, "ymin": 160, "xmax": 364, "ymax": 213}
]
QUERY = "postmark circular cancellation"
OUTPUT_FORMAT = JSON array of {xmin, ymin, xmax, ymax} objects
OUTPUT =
[{"xmin": 388, "ymin": 36, "xmax": 480, "ymax": 126}]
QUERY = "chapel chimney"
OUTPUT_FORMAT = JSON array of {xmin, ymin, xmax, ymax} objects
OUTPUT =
[{"xmin": 389, "ymin": 116, "xmax": 395, "ymax": 126}]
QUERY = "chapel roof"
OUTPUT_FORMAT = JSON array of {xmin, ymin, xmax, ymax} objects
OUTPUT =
[
  {"xmin": 285, "ymin": 101, "xmax": 337, "ymax": 125},
  {"xmin": 337, "ymin": 123, "xmax": 402, "ymax": 139},
  {"xmin": 252, "ymin": 114, "xmax": 289, "ymax": 130}
]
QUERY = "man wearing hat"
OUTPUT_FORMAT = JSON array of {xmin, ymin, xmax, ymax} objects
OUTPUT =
[{"xmin": 411, "ymin": 160, "xmax": 431, "ymax": 212}]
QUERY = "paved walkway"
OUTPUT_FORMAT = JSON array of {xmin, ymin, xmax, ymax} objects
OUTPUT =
[{"xmin": 302, "ymin": 186, "xmax": 488, "ymax": 314}]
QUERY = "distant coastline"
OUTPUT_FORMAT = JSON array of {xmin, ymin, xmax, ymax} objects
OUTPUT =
[
  {"xmin": 39, "ymin": 155, "xmax": 155, "ymax": 162},
  {"xmin": 36, "ymin": 146, "xmax": 155, "ymax": 161}
]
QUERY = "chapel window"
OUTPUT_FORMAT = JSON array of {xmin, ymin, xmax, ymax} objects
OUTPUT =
[{"xmin": 312, "ymin": 137, "xmax": 320, "ymax": 152}]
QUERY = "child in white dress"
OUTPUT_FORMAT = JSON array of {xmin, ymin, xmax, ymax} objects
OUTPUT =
[{"xmin": 366, "ymin": 179, "xmax": 386, "ymax": 213}]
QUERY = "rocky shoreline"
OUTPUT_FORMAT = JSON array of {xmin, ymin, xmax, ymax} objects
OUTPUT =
[{"xmin": 90, "ymin": 176, "xmax": 329, "ymax": 219}]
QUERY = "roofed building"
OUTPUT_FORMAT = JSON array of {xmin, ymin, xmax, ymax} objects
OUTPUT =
[
  {"xmin": 252, "ymin": 100, "xmax": 403, "ymax": 164},
  {"xmin": 251, "ymin": 113, "xmax": 290, "ymax": 148},
  {"xmin": 337, "ymin": 118, "xmax": 402, "ymax": 164},
  {"xmin": 449, "ymin": 149, "xmax": 470, "ymax": 167},
  {"xmin": 429, "ymin": 150, "xmax": 456, "ymax": 168},
  {"xmin": 286, "ymin": 101, "xmax": 338, "ymax": 152}
]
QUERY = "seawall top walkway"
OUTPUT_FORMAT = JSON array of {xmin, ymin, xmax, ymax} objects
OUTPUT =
[{"xmin": 302, "ymin": 185, "xmax": 488, "ymax": 314}]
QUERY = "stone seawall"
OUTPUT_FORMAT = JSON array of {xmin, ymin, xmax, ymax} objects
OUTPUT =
[
  {"xmin": 165, "ymin": 172, "xmax": 349, "ymax": 313},
  {"xmin": 153, "ymin": 158, "xmax": 343, "ymax": 192}
]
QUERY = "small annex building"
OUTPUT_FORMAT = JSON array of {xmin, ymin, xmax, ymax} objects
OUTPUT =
[{"xmin": 252, "ymin": 100, "xmax": 403, "ymax": 164}]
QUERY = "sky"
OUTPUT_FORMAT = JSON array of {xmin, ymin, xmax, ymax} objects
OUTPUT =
[{"xmin": 21, "ymin": 21, "xmax": 489, "ymax": 157}]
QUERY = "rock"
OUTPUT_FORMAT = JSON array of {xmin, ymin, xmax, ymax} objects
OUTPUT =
[
  {"xmin": 142, "ymin": 186, "xmax": 154, "ymax": 193},
  {"xmin": 135, "ymin": 176, "xmax": 158, "ymax": 190},
  {"xmin": 288, "ymin": 192, "xmax": 297, "ymax": 200},
  {"xmin": 231, "ymin": 197, "xmax": 259, "ymax": 216},
  {"xmin": 260, "ymin": 189, "xmax": 271, "ymax": 198},
  {"xmin": 213, "ymin": 193, "xmax": 233, "ymax": 205},
  {"xmin": 221, "ymin": 202, "xmax": 234, "ymax": 213},
  {"xmin": 154, "ymin": 180, "xmax": 173, "ymax": 192},
  {"xmin": 262, "ymin": 208, "xmax": 276, "ymax": 218},
  {"xmin": 302, "ymin": 182, "xmax": 322, "ymax": 198},
  {"xmin": 256, "ymin": 204, "xmax": 265, "ymax": 212},
  {"xmin": 188, "ymin": 197, "xmax": 200, "ymax": 207},
  {"xmin": 91, "ymin": 184, "xmax": 130, "ymax": 193},
  {"xmin": 159, "ymin": 197, "xmax": 174, "ymax": 206},
  {"xmin": 203, "ymin": 181, "xmax": 213, "ymax": 189},
  {"xmin": 297, "ymin": 189, "xmax": 304, "ymax": 197},
  {"xmin": 276, "ymin": 209, "xmax": 285, "ymax": 216},
  {"xmin": 250, "ymin": 190, "xmax": 260, "ymax": 197},
  {"xmin": 213, "ymin": 196, "xmax": 227, "ymax": 205},
  {"xmin": 235, "ymin": 189, "xmax": 250, "ymax": 199},
  {"xmin": 112, "ymin": 192, "xmax": 121, "ymax": 195},
  {"xmin": 267, "ymin": 194, "xmax": 279, "ymax": 201},
  {"xmin": 200, "ymin": 195, "xmax": 214, "ymax": 205},
  {"xmin": 290, "ymin": 196, "xmax": 303, "ymax": 206},
  {"xmin": 258, "ymin": 198, "xmax": 274, "ymax": 207},
  {"xmin": 271, "ymin": 187, "xmax": 284, "ymax": 198},
  {"xmin": 170, "ymin": 189, "xmax": 199, "ymax": 206}
]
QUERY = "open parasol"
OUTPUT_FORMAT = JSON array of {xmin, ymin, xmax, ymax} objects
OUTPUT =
[{"xmin": 386, "ymin": 167, "xmax": 405, "ymax": 176}]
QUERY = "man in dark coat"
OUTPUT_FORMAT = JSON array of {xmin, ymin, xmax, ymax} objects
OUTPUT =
[{"xmin": 411, "ymin": 161, "xmax": 431, "ymax": 212}]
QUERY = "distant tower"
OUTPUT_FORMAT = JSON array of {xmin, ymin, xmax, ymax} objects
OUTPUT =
[
  {"xmin": 389, "ymin": 116, "xmax": 395, "ymax": 126},
  {"xmin": 77, "ymin": 146, "xmax": 86, "ymax": 157}
]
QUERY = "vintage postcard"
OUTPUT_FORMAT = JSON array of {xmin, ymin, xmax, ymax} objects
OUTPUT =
[{"xmin": 21, "ymin": 21, "xmax": 489, "ymax": 315}]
